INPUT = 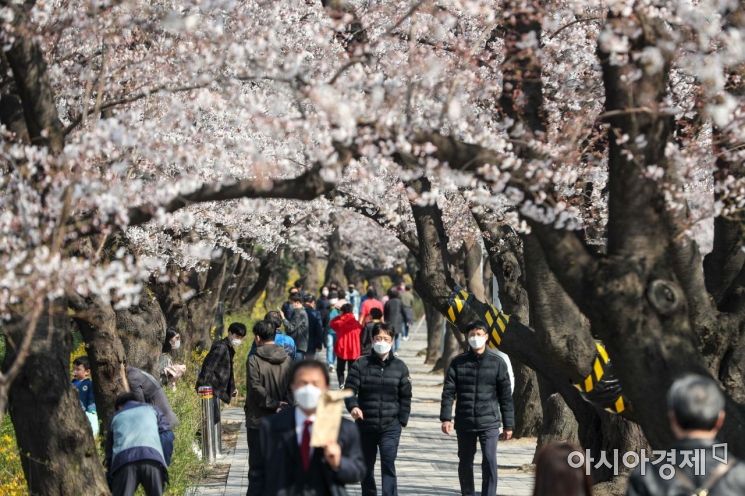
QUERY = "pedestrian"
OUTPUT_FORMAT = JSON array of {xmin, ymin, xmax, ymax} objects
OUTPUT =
[
  {"xmin": 283, "ymin": 293, "xmax": 310, "ymax": 360},
  {"xmin": 359, "ymin": 289, "xmax": 383, "ymax": 326},
  {"xmin": 72, "ymin": 355, "xmax": 99, "ymax": 435},
  {"xmin": 304, "ymin": 294, "xmax": 325, "ymax": 359},
  {"xmin": 317, "ymin": 286, "xmax": 331, "ymax": 329},
  {"xmin": 158, "ymin": 328, "xmax": 186, "ymax": 387},
  {"xmin": 247, "ymin": 359, "xmax": 366, "ymax": 496},
  {"xmin": 126, "ymin": 366, "xmax": 177, "ymax": 464},
  {"xmin": 440, "ymin": 321, "xmax": 514, "ymax": 496},
  {"xmin": 399, "ymin": 285, "xmax": 415, "ymax": 341},
  {"xmin": 383, "ymin": 288, "xmax": 408, "ymax": 354},
  {"xmin": 360, "ymin": 307, "xmax": 384, "ymax": 356},
  {"xmin": 105, "ymin": 393, "xmax": 171, "ymax": 496},
  {"xmin": 626, "ymin": 374, "xmax": 745, "ymax": 496},
  {"xmin": 196, "ymin": 322, "xmax": 246, "ymax": 437},
  {"xmin": 348, "ymin": 283, "xmax": 362, "ymax": 319},
  {"xmin": 532, "ymin": 442, "xmax": 592, "ymax": 496},
  {"xmin": 325, "ymin": 294, "xmax": 342, "ymax": 373},
  {"xmin": 281, "ymin": 287, "xmax": 300, "ymax": 321},
  {"xmin": 345, "ymin": 323, "xmax": 412, "ymax": 496},
  {"xmin": 260, "ymin": 311, "xmax": 297, "ymax": 359},
  {"xmin": 245, "ymin": 321, "xmax": 293, "ymax": 486},
  {"xmin": 331, "ymin": 303, "xmax": 362, "ymax": 388}
]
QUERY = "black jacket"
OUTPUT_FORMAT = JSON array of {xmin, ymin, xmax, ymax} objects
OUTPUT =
[
  {"xmin": 383, "ymin": 297, "xmax": 408, "ymax": 337},
  {"xmin": 245, "ymin": 344, "xmax": 292, "ymax": 429},
  {"xmin": 247, "ymin": 407, "xmax": 366, "ymax": 496},
  {"xmin": 626, "ymin": 438, "xmax": 745, "ymax": 496},
  {"xmin": 440, "ymin": 349, "xmax": 514, "ymax": 432},
  {"xmin": 285, "ymin": 308, "xmax": 310, "ymax": 352},
  {"xmin": 196, "ymin": 337, "xmax": 236, "ymax": 403},
  {"xmin": 345, "ymin": 353, "xmax": 412, "ymax": 432},
  {"xmin": 317, "ymin": 297, "xmax": 331, "ymax": 328},
  {"xmin": 306, "ymin": 307, "xmax": 325, "ymax": 353}
]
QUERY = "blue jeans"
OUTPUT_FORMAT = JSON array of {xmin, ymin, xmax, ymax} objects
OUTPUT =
[
  {"xmin": 393, "ymin": 334, "xmax": 401, "ymax": 353},
  {"xmin": 325, "ymin": 333, "xmax": 336, "ymax": 366},
  {"xmin": 360, "ymin": 423, "xmax": 402, "ymax": 496},
  {"xmin": 457, "ymin": 427, "xmax": 499, "ymax": 496}
]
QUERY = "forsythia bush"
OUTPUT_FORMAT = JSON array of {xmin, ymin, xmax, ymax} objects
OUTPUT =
[{"xmin": 0, "ymin": 418, "xmax": 27, "ymax": 496}]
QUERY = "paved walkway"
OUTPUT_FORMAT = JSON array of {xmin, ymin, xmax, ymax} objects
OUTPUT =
[{"xmin": 190, "ymin": 320, "xmax": 535, "ymax": 495}]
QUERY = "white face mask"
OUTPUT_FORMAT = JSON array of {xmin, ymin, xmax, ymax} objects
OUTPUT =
[
  {"xmin": 230, "ymin": 338, "xmax": 243, "ymax": 347},
  {"xmin": 468, "ymin": 335, "xmax": 488, "ymax": 350},
  {"xmin": 171, "ymin": 339, "xmax": 181, "ymax": 350},
  {"xmin": 322, "ymin": 288, "xmax": 329, "ymax": 297},
  {"xmin": 294, "ymin": 384, "xmax": 323, "ymax": 411},
  {"xmin": 373, "ymin": 341, "xmax": 392, "ymax": 355}
]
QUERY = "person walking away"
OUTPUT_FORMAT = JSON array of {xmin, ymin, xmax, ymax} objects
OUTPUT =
[
  {"xmin": 126, "ymin": 366, "xmax": 177, "ymax": 464},
  {"xmin": 440, "ymin": 321, "xmax": 514, "ymax": 496},
  {"xmin": 360, "ymin": 308, "xmax": 384, "ymax": 356},
  {"xmin": 325, "ymin": 294, "xmax": 342, "ymax": 373},
  {"xmin": 304, "ymin": 294, "xmax": 325, "ymax": 359},
  {"xmin": 331, "ymin": 303, "xmax": 362, "ymax": 387},
  {"xmin": 284, "ymin": 293, "xmax": 310, "ymax": 360},
  {"xmin": 72, "ymin": 356, "xmax": 99, "ymax": 436},
  {"xmin": 383, "ymin": 288, "xmax": 408, "ymax": 354},
  {"xmin": 533, "ymin": 442, "xmax": 592, "ymax": 496},
  {"xmin": 345, "ymin": 323, "xmax": 412, "ymax": 496},
  {"xmin": 399, "ymin": 285, "xmax": 415, "ymax": 341},
  {"xmin": 196, "ymin": 322, "xmax": 246, "ymax": 449},
  {"xmin": 105, "ymin": 393, "xmax": 171, "ymax": 496},
  {"xmin": 348, "ymin": 284, "xmax": 362, "ymax": 319},
  {"xmin": 158, "ymin": 328, "xmax": 186, "ymax": 388},
  {"xmin": 626, "ymin": 374, "xmax": 745, "ymax": 496},
  {"xmin": 245, "ymin": 321, "xmax": 293, "ymax": 485},
  {"xmin": 359, "ymin": 289, "xmax": 384, "ymax": 326},
  {"xmin": 247, "ymin": 359, "xmax": 366, "ymax": 496}
]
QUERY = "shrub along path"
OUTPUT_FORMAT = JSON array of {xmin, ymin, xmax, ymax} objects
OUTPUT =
[{"xmin": 189, "ymin": 320, "xmax": 536, "ymax": 495}]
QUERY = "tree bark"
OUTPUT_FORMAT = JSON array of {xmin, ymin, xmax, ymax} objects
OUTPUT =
[
  {"xmin": 115, "ymin": 288, "xmax": 167, "ymax": 376},
  {"xmin": 424, "ymin": 303, "xmax": 443, "ymax": 365},
  {"xmin": 324, "ymin": 215, "xmax": 348, "ymax": 288},
  {"xmin": 512, "ymin": 359, "xmax": 543, "ymax": 438},
  {"xmin": 4, "ymin": 303, "xmax": 110, "ymax": 495}
]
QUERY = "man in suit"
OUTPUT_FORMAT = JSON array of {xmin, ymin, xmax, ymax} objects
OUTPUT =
[{"xmin": 247, "ymin": 359, "xmax": 366, "ymax": 496}]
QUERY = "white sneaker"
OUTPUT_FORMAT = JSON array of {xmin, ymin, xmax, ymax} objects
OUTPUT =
[
  {"xmin": 403, "ymin": 336, "xmax": 410, "ymax": 341},
  {"xmin": 329, "ymin": 365, "xmax": 335, "ymax": 372}
]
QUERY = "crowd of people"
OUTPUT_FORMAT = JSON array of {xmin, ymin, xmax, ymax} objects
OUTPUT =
[{"xmin": 69, "ymin": 280, "xmax": 745, "ymax": 496}]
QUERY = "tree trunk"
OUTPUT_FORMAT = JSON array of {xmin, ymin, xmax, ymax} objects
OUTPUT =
[
  {"xmin": 115, "ymin": 288, "xmax": 167, "ymax": 376},
  {"xmin": 303, "ymin": 250, "xmax": 324, "ymax": 294},
  {"xmin": 433, "ymin": 323, "xmax": 459, "ymax": 373},
  {"xmin": 424, "ymin": 302, "xmax": 443, "ymax": 364},
  {"xmin": 512, "ymin": 359, "xmax": 543, "ymax": 438},
  {"xmin": 4, "ymin": 303, "xmax": 110, "ymax": 495},
  {"xmin": 324, "ymin": 215, "xmax": 347, "ymax": 288}
]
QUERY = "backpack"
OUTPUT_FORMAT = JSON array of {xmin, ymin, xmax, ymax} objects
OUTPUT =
[{"xmin": 673, "ymin": 461, "xmax": 735, "ymax": 496}]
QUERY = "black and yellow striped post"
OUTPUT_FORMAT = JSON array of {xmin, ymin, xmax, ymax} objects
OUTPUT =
[
  {"xmin": 574, "ymin": 341, "xmax": 628, "ymax": 414},
  {"xmin": 445, "ymin": 287, "xmax": 471, "ymax": 327},
  {"xmin": 446, "ymin": 287, "xmax": 510, "ymax": 350}
]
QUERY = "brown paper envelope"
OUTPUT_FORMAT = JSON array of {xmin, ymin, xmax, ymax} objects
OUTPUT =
[{"xmin": 311, "ymin": 389, "xmax": 353, "ymax": 447}]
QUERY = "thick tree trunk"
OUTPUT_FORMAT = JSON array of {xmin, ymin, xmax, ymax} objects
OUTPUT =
[
  {"xmin": 4, "ymin": 303, "xmax": 110, "ymax": 495},
  {"xmin": 303, "ymin": 250, "xmax": 324, "ymax": 293},
  {"xmin": 70, "ymin": 295, "xmax": 130, "ymax": 433},
  {"xmin": 324, "ymin": 215, "xmax": 347, "ymax": 288},
  {"xmin": 512, "ymin": 359, "xmax": 543, "ymax": 438},
  {"xmin": 424, "ymin": 302, "xmax": 443, "ymax": 364},
  {"xmin": 115, "ymin": 288, "xmax": 167, "ymax": 376}
]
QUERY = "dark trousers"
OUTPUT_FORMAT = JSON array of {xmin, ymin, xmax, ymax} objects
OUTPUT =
[
  {"xmin": 360, "ymin": 424, "xmax": 402, "ymax": 496},
  {"xmin": 337, "ymin": 358, "xmax": 352, "ymax": 386},
  {"xmin": 456, "ymin": 428, "xmax": 499, "ymax": 496},
  {"xmin": 110, "ymin": 461, "xmax": 165, "ymax": 496},
  {"xmin": 247, "ymin": 428, "xmax": 261, "ymax": 488}
]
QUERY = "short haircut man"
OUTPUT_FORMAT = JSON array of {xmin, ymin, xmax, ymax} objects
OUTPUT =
[
  {"xmin": 253, "ymin": 320, "xmax": 277, "ymax": 343},
  {"xmin": 290, "ymin": 359, "xmax": 330, "ymax": 387},
  {"xmin": 667, "ymin": 374, "xmax": 725, "ymax": 431},
  {"xmin": 370, "ymin": 307, "xmax": 383, "ymax": 320},
  {"xmin": 228, "ymin": 322, "xmax": 247, "ymax": 338}
]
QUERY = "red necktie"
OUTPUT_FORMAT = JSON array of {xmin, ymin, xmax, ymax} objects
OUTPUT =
[{"xmin": 300, "ymin": 419, "xmax": 312, "ymax": 471}]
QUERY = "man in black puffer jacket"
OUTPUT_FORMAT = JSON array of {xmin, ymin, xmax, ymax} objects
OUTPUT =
[
  {"xmin": 345, "ymin": 323, "xmax": 412, "ymax": 496},
  {"xmin": 440, "ymin": 321, "xmax": 514, "ymax": 496}
]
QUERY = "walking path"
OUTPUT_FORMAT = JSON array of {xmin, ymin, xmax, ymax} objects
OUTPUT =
[{"xmin": 189, "ymin": 320, "xmax": 536, "ymax": 495}]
